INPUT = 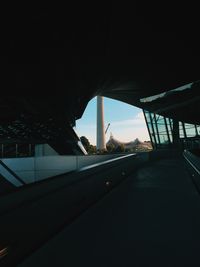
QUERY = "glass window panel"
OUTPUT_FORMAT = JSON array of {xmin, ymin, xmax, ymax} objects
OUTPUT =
[
  {"xmin": 168, "ymin": 133, "xmax": 173, "ymax": 142},
  {"xmin": 144, "ymin": 113, "xmax": 200, "ymax": 148},
  {"xmin": 196, "ymin": 125, "xmax": 200, "ymax": 136},
  {"xmin": 146, "ymin": 121, "xmax": 156, "ymax": 144},
  {"xmin": 148, "ymin": 123, "xmax": 153, "ymax": 135},
  {"xmin": 154, "ymin": 133, "xmax": 159, "ymax": 144},
  {"xmin": 159, "ymin": 134, "xmax": 170, "ymax": 144},
  {"xmin": 144, "ymin": 111, "xmax": 151, "ymax": 123},
  {"xmin": 165, "ymin": 118, "xmax": 172, "ymax": 136},
  {"xmin": 155, "ymin": 114, "xmax": 160, "ymax": 121},
  {"xmin": 157, "ymin": 124, "xmax": 166, "ymax": 133},
  {"xmin": 185, "ymin": 124, "xmax": 196, "ymax": 137},
  {"xmin": 157, "ymin": 117, "xmax": 165, "ymax": 125},
  {"xmin": 165, "ymin": 118, "xmax": 171, "ymax": 125},
  {"xmin": 179, "ymin": 122, "xmax": 185, "ymax": 138}
]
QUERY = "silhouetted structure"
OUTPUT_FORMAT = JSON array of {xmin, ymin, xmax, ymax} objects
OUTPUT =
[{"xmin": 106, "ymin": 134, "xmax": 152, "ymax": 152}]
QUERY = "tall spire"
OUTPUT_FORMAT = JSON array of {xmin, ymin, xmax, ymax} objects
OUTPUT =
[{"xmin": 96, "ymin": 96, "xmax": 106, "ymax": 151}]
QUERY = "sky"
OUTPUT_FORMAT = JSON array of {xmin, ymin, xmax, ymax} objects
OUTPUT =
[{"xmin": 74, "ymin": 97, "xmax": 150, "ymax": 146}]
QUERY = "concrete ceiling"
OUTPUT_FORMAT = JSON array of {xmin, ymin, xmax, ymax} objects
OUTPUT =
[{"xmin": 2, "ymin": 4, "xmax": 200, "ymax": 124}]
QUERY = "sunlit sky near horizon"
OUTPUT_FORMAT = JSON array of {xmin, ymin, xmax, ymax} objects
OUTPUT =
[{"xmin": 74, "ymin": 97, "xmax": 150, "ymax": 146}]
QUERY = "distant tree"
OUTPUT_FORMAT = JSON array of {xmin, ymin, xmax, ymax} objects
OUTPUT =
[
  {"xmin": 106, "ymin": 143, "xmax": 115, "ymax": 153},
  {"xmin": 115, "ymin": 144, "xmax": 125, "ymax": 153},
  {"xmin": 125, "ymin": 147, "xmax": 132, "ymax": 153},
  {"xmin": 80, "ymin": 136, "xmax": 90, "ymax": 152},
  {"xmin": 88, "ymin": 144, "xmax": 96, "ymax": 154},
  {"xmin": 80, "ymin": 136, "xmax": 97, "ymax": 154}
]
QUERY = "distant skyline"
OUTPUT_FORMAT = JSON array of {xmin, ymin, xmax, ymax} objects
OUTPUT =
[{"xmin": 74, "ymin": 97, "xmax": 150, "ymax": 146}]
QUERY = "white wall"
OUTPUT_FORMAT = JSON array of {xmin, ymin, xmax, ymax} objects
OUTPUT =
[
  {"xmin": 0, "ymin": 164, "xmax": 24, "ymax": 187},
  {"xmin": 1, "ymin": 154, "xmax": 121, "ymax": 184},
  {"xmin": 2, "ymin": 158, "xmax": 35, "ymax": 184}
]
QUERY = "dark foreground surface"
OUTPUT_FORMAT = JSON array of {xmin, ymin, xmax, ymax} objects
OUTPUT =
[{"xmin": 18, "ymin": 158, "xmax": 200, "ymax": 266}]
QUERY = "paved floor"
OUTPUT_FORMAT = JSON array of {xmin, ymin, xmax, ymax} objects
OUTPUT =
[{"xmin": 18, "ymin": 158, "xmax": 200, "ymax": 266}]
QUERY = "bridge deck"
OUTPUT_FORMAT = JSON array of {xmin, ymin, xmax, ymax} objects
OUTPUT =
[{"xmin": 19, "ymin": 158, "xmax": 200, "ymax": 266}]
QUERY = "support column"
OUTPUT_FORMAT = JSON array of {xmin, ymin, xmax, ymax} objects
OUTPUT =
[
  {"xmin": 35, "ymin": 144, "xmax": 58, "ymax": 156},
  {"xmin": 172, "ymin": 119, "xmax": 180, "ymax": 148},
  {"xmin": 96, "ymin": 96, "xmax": 106, "ymax": 151}
]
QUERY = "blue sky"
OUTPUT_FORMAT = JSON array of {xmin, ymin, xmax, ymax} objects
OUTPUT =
[{"xmin": 74, "ymin": 97, "xmax": 150, "ymax": 145}]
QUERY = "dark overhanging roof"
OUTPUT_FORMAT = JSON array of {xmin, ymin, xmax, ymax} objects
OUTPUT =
[
  {"xmin": 1, "ymin": 5, "xmax": 200, "ymax": 125},
  {"xmin": 139, "ymin": 81, "xmax": 200, "ymax": 124}
]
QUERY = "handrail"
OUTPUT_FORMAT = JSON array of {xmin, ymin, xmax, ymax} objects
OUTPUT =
[
  {"xmin": 79, "ymin": 153, "xmax": 137, "ymax": 171},
  {"xmin": 183, "ymin": 150, "xmax": 200, "ymax": 175}
]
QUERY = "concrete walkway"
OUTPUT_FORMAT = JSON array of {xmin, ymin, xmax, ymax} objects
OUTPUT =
[{"xmin": 19, "ymin": 158, "xmax": 200, "ymax": 266}]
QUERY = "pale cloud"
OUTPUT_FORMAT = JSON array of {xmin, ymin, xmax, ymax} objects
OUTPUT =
[
  {"xmin": 109, "ymin": 111, "xmax": 145, "ymax": 127},
  {"xmin": 104, "ymin": 111, "xmax": 149, "ymax": 143},
  {"xmin": 136, "ymin": 111, "xmax": 145, "ymax": 119}
]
